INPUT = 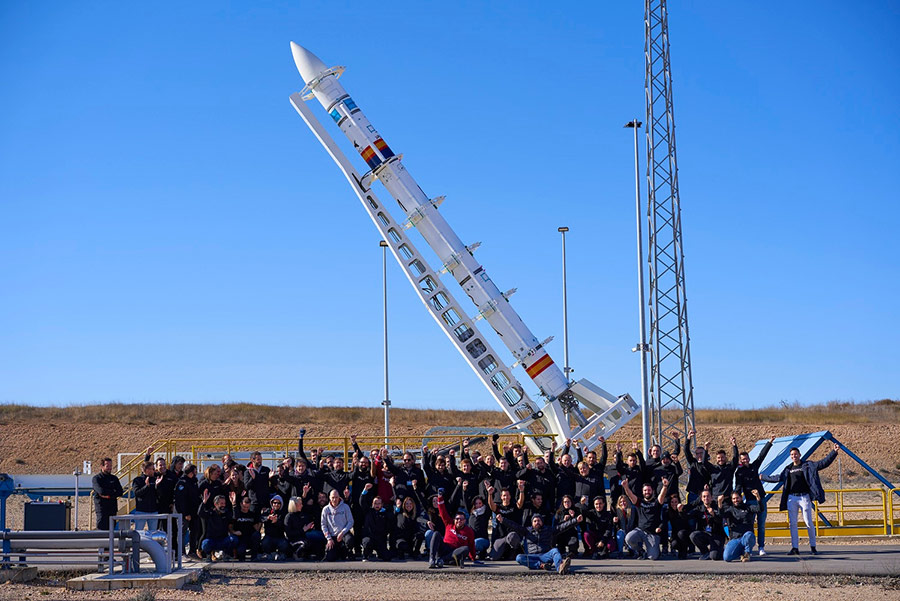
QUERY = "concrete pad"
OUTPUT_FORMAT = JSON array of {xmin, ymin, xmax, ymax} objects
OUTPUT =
[
  {"xmin": 66, "ymin": 568, "xmax": 201, "ymax": 591},
  {"xmin": 197, "ymin": 544, "xmax": 900, "ymax": 577}
]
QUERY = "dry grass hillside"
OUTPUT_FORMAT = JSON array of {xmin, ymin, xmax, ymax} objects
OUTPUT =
[{"xmin": 1, "ymin": 399, "xmax": 898, "ymax": 488}]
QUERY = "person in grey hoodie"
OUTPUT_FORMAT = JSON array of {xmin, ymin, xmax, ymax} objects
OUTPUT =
[{"xmin": 321, "ymin": 489, "xmax": 355, "ymax": 561}]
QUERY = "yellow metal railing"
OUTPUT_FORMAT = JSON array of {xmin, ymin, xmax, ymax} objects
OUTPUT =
[
  {"xmin": 889, "ymin": 488, "xmax": 900, "ymax": 535},
  {"xmin": 763, "ymin": 487, "xmax": 893, "ymax": 537}
]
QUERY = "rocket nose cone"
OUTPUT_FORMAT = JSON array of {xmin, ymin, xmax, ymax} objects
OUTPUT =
[{"xmin": 290, "ymin": 41, "xmax": 328, "ymax": 84}]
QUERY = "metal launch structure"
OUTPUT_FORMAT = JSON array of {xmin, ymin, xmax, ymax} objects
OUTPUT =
[
  {"xmin": 643, "ymin": 0, "xmax": 696, "ymax": 447},
  {"xmin": 288, "ymin": 43, "xmax": 639, "ymax": 453}
]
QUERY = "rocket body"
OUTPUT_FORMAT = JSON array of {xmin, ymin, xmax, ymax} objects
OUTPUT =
[{"xmin": 291, "ymin": 42, "xmax": 569, "ymax": 400}]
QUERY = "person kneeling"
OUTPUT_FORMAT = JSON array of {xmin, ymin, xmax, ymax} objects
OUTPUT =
[
  {"xmin": 199, "ymin": 492, "xmax": 238, "ymax": 561},
  {"xmin": 622, "ymin": 477, "xmax": 670, "ymax": 560},
  {"xmin": 260, "ymin": 495, "xmax": 289, "ymax": 561},
  {"xmin": 428, "ymin": 492, "xmax": 475, "ymax": 568},
  {"xmin": 721, "ymin": 490, "xmax": 761, "ymax": 562},
  {"xmin": 361, "ymin": 496, "xmax": 394, "ymax": 561},
  {"xmin": 498, "ymin": 514, "xmax": 571, "ymax": 575},
  {"xmin": 231, "ymin": 495, "xmax": 262, "ymax": 561},
  {"xmin": 285, "ymin": 496, "xmax": 316, "ymax": 560},
  {"xmin": 322, "ymin": 489, "xmax": 355, "ymax": 561}
]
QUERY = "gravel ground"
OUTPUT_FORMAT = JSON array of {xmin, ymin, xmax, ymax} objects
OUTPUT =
[{"xmin": 2, "ymin": 572, "xmax": 899, "ymax": 601}]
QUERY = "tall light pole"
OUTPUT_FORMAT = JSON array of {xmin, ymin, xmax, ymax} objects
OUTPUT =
[
  {"xmin": 558, "ymin": 227, "xmax": 572, "ymax": 385},
  {"xmin": 625, "ymin": 119, "xmax": 651, "ymax": 455},
  {"xmin": 379, "ymin": 239, "xmax": 390, "ymax": 445}
]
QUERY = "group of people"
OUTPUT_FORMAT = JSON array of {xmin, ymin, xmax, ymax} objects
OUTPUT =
[{"xmin": 90, "ymin": 428, "xmax": 840, "ymax": 571}]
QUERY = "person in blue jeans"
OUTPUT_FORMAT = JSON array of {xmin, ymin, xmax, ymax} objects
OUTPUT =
[
  {"xmin": 735, "ymin": 435, "xmax": 775, "ymax": 555},
  {"xmin": 721, "ymin": 490, "xmax": 761, "ymax": 562},
  {"xmin": 496, "ymin": 513, "xmax": 571, "ymax": 575},
  {"xmin": 198, "ymin": 492, "xmax": 238, "ymax": 559}
]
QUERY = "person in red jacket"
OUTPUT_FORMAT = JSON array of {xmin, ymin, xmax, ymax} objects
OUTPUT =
[{"xmin": 428, "ymin": 491, "xmax": 476, "ymax": 569}]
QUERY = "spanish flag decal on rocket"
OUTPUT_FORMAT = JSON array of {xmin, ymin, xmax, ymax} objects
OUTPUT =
[
  {"xmin": 525, "ymin": 355, "xmax": 555, "ymax": 380},
  {"xmin": 360, "ymin": 145, "xmax": 382, "ymax": 170},
  {"xmin": 373, "ymin": 138, "xmax": 395, "ymax": 159}
]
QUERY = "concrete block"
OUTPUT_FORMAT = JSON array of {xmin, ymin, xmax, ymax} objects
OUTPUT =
[
  {"xmin": 82, "ymin": 579, "xmax": 110, "ymax": 591},
  {"xmin": 0, "ymin": 567, "xmax": 37, "ymax": 584}
]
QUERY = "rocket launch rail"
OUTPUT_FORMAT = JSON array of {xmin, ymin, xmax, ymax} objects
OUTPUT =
[{"xmin": 288, "ymin": 42, "xmax": 638, "ymax": 453}]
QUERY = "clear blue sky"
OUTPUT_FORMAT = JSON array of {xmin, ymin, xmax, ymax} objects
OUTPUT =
[{"xmin": 1, "ymin": 2, "xmax": 898, "ymax": 411}]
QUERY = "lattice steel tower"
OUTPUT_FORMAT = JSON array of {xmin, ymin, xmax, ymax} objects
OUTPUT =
[{"xmin": 643, "ymin": 0, "xmax": 695, "ymax": 447}]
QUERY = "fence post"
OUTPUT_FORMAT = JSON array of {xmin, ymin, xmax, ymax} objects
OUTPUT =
[
  {"xmin": 814, "ymin": 501, "xmax": 819, "ymax": 540},
  {"xmin": 838, "ymin": 489, "xmax": 844, "ymax": 526}
]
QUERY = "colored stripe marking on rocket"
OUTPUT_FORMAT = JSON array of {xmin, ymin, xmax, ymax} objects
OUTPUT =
[
  {"xmin": 525, "ymin": 355, "xmax": 554, "ymax": 379},
  {"xmin": 360, "ymin": 146, "xmax": 382, "ymax": 169},
  {"xmin": 373, "ymin": 138, "xmax": 394, "ymax": 158}
]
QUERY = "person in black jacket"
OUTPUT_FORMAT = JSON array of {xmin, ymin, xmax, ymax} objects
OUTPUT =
[
  {"xmin": 199, "ymin": 490, "xmax": 237, "ymax": 560},
  {"xmin": 320, "ymin": 456, "xmax": 352, "ymax": 499},
  {"xmin": 259, "ymin": 495, "xmax": 289, "ymax": 561},
  {"xmin": 152, "ymin": 457, "xmax": 178, "ymax": 516},
  {"xmin": 486, "ymin": 485, "xmax": 522, "ymax": 560},
  {"xmin": 706, "ymin": 438, "xmax": 740, "ymax": 506},
  {"xmin": 484, "ymin": 456, "xmax": 517, "ymax": 504},
  {"xmin": 231, "ymin": 494, "xmax": 262, "ymax": 561},
  {"xmin": 721, "ymin": 490, "xmax": 762, "ymax": 562},
  {"xmin": 663, "ymin": 493, "xmax": 692, "ymax": 559},
  {"xmin": 198, "ymin": 464, "xmax": 226, "ymax": 510},
  {"xmin": 350, "ymin": 452, "xmax": 376, "ymax": 556},
  {"xmin": 448, "ymin": 454, "xmax": 480, "ymax": 511},
  {"xmin": 615, "ymin": 443, "xmax": 647, "ymax": 501},
  {"xmin": 422, "ymin": 447, "xmax": 455, "ymax": 498},
  {"xmin": 301, "ymin": 493, "xmax": 328, "ymax": 559},
  {"xmin": 517, "ymin": 455, "xmax": 556, "ymax": 511},
  {"xmin": 650, "ymin": 451, "xmax": 683, "ymax": 555},
  {"xmin": 466, "ymin": 496, "xmax": 491, "ymax": 560},
  {"xmin": 552, "ymin": 495, "xmax": 582, "ymax": 558},
  {"xmin": 416, "ymin": 489, "xmax": 445, "ymax": 554},
  {"xmin": 613, "ymin": 494, "xmax": 637, "ymax": 557},
  {"xmin": 582, "ymin": 496, "xmax": 615, "ymax": 559},
  {"xmin": 517, "ymin": 485, "xmax": 553, "ymax": 526},
  {"xmin": 573, "ymin": 461, "xmax": 606, "ymax": 508},
  {"xmin": 684, "ymin": 430, "xmax": 712, "ymax": 503},
  {"xmin": 243, "ymin": 452, "xmax": 271, "ymax": 517},
  {"xmin": 393, "ymin": 494, "xmax": 424, "ymax": 559},
  {"xmin": 292, "ymin": 459, "xmax": 320, "ymax": 510},
  {"xmin": 555, "ymin": 442, "xmax": 579, "ymax": 502},
  {"xmin": 360, "ymin": 496, "xmax": 394, "ymax": 561},
  {"xmin": 269, "ymin": 460, "xmax": 297, "ymax": 502},
  {"xmin": 384, "ymin": 450, "xmax": 425, "ymax": 503},
  {"xmin": 174, "ymin": 464, "xmax": 201, "ymax": 558},
  {"xmin": 761, "ymin": 442, "xmax": 839, "ymax": 555},
  {"xmin": 584, "ymin": 439, "xmax": 609, "ymax": 481},
  {"xmin": 284, "ymin": 496, "xmax": 315, "ymax": 560},
  {"xmin": 734, "ymin": 435, "xmax": 774, "ymax": 555},
  {"xmin": 91, "ymin": 457, "xmax": 123, "ymax": 530},
  {"xmin": 687, "ymin": 489, "xmax": 725, "ymax": 560},
  {"xmin": 132, "ymin": 461, "xmax": 159, "ymax": 531},
  {"xmin": 649, "ymin": 451, "xmax": 683, "ymax": 496}
]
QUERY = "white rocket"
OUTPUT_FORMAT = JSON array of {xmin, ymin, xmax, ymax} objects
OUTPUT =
[{"xmin": 289, "ymin": 42, "xmax": 638, "ymax": 451}]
